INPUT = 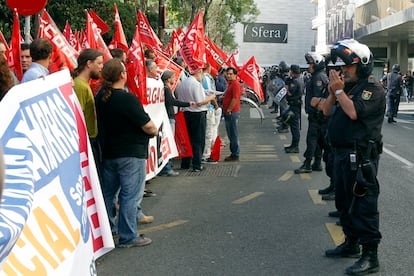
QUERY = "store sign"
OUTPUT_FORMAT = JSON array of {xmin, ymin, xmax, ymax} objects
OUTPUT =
[{"xmin": 243, "ymin": 23, "xmax": 288, "ymax": 43}]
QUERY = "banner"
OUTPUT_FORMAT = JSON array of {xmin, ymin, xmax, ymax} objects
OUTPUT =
[
  {"xmin": 0, "ymin": 69, "xmax": 114, "ymax": 275},
  {"xmin": 179, "ymin": 11, "xmax": 206, "ymax": 74},
  {"xmin": 238, "ymin": 56, "xmax": 264, "ymax": 101},
  {"xmin": 137, "ymin": 10, "xmax": 164, "ymax": 52},
  {"xmin": 144, "ymin": 78, "xmax": 178, "ymax": 179}
]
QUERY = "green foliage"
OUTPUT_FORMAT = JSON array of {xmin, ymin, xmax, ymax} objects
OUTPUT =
[{"xmin": 0, "ymin": 0, "xmax": 258, "ymax": 53}]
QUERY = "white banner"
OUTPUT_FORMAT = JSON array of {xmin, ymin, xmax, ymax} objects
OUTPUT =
[
  {"xmin": 0, "ymin": 70, "xmax": 114, "ymax": 275},
  {"xmin": 144, "ymin": 77, "xmax": 178, "ymax": 180}
]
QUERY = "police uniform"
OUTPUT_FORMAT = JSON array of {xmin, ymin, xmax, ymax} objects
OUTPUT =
[
  {"xmin": 285, "ymin": 73, "xmax": 304, "ymax": 148},
  {"xmin": 328, "ymin": 77, "xmax": 385, "ymax": 249},
  {"xmin": 386, "ymin": 67, "xmax": 403, "ymax": 121},
  {"xmin": 303, "ymin": 69, "xmax": 329, "ymax": 166}
]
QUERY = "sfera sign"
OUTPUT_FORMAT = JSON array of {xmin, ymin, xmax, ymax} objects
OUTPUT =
[{"xmin": 243, "ymin": 23, "xmax": 288, "ymax": 43}]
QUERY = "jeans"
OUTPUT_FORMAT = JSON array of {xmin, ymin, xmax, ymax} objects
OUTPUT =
[
  {"xmin": 224, "ymin": 111, "xmax": 240, "ymax": 157},
  {"xmin": 102, "ymin": 157, "xmax": 146, "ymax": 244}
]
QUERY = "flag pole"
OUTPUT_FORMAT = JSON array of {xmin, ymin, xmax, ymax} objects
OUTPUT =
[{"xmin": 24, "ymin": 16, "xmax": 31, "ymax": 43}]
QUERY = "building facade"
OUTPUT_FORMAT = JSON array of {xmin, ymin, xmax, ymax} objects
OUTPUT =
[
  {"xmin": 312, "ymin": 0, "xmax": 414, "ymax": 79},
  {"xmin": 234, "ymin": 0, "xmax": 316, "ymax": 67}
]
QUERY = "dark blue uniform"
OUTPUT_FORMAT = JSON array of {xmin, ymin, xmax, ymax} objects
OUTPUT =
[
  {"xmin": 304, "ymin": 69, "xmax": 329, "ymax": 163},
  {"xmin": 328, "ymin": 77, "xmax": 385, "ymax": 246},
  {"xmin": 286, "ymin": 75, "xmax": 304, "ymax": 147}
]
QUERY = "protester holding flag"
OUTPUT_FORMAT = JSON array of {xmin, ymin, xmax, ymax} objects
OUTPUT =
[
  {"xmin": 0, "ymin": 42, "xmax": 18, "ymax": 86},
  {"xmin": 73, "ymin": 49, "xmax": 104, "ymax": 177},
  {"xmin": 21, "ymin": 38, "xmax": 53, "ymax": 83},
  {"xmin": 176, "ymin": 68, "xmax": 216, "ymax": 172},
  {"xmin": 222, "ymin": 67, "xmax": 242, "ymax": 162},
  {"xmin": 158, "ymin": 70, "xmax": 195, "ymax": 176},
  {"xmin": 20, "ymin": 43, "xmax": 32, "ymax": 73},
  {"xmin": 0, "ymin": 54, "xmax": 14, "ymax": 101},
  {"xmin": 96, "ymin": 58, "xmax": 158, "ymax": 248}
]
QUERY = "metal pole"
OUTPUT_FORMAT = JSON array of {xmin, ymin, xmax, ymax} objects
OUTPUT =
[{"xmin": 24, "ymin": 16, "xmax": 31, "ymax": 43}]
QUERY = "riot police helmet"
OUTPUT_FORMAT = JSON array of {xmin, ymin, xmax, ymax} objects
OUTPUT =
[
  {"xmin": 290, "ymin": 64, "xmax": 301, "ymax": 74},
  {"xmin": 305, "ymin": 52, "xmax": 325, "ymax": 71},
  {"xmin": 279, "ymin": 61, "xmax": 289, "ymax": 74},
  {"xmin": 392, "ymin": 64, "xmax": 400, "ymax": 73},
  {"xmin": 330, "ymin": 39, "xmax": 373, "ymax": 78}
]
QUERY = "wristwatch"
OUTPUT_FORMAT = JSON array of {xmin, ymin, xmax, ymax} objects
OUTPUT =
[{"xmin": 335, "ymin": 89, "xmax": 343, "ymax": 96}]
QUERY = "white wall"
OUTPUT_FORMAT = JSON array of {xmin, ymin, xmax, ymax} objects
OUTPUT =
[{"xmin": 234, "ymin": 0, "xmax": 316, "ymax": 67}]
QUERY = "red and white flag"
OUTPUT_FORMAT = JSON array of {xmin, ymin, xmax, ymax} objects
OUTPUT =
[
  {"xmin": 9, "ymin": 10, "xmax": 23, "ymax": 81},
  {"xmin": 85, "ymin": 10, "xmax": 112, "ymax": 62},
  {"xmin": 179, "ymin": 11, "xmax": 206, "ymax": 74},
  {"xmin": 108, "ymin": 4, "xmax": 128, "ymax": 52},
  {"xmin": 38, "ymin": 10, "xmax": 79, "ymax": 73},
  {"xmin": 204, "ymin": 35, "xmax": 229, "ymax": 76},
  {"xmin": 63, "ymin": 20, "xmax": 78, "ymax": 48},
  {"xmin": 165, "ymin": 28, "xmax": 184, "ymax": 58},
  {"xmin": 154, "ymin": 49, "xmax": 183, "ymax": 91},
  {"xmin": 0, "ymin": 30, "xmax": 10, "ymax": 53},
  {"xmin": 238, "ymin": 56, "xmax": 264, "ymax": 101},
  {"xmin": 137, "ymin": 10, "xmax": 163, "ymax": 52},
  {"xmin": 89, "ymin": 9, "xmax": 110, "ymax": 35},
  {"xmin": 126, "ymin": 25, "xmax": 147, "ymax": 104}
]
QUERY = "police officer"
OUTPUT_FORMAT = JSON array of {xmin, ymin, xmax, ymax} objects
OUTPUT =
[
  {"xmin": 386, "ymin": 64, "xmax": 403, "ymax": 123},
  {"xmin": 322, "ymin": 39, "xmax": 385, "ymax": 275},
  {"xmin": 295, "ymin": 53, "xmax": 329, "ymax": 173},
  {"xmin": 284, "ymin": 65, "xmax": 304, "ymax": 153}
]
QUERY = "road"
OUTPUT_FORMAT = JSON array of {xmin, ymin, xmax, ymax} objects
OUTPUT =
[{"xmin": 96, "ymin": 101, "xmax": 414, "ymax": 276}]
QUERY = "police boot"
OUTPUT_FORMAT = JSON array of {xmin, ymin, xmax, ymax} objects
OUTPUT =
[
  {"xmin": 284, "ymin": 145, "xmax": 299, "ymax": 153},
  {"xmin": 325, "ymin": 237, "xmax": 361, "ymax": 258},
  {"xmin": 345, "ymin": 244, "xmax": 379, "ymax": 275},
  {"xmin": 294, "ymin": 159, "xmax": 312, "ymax": 174},
  {"xmin": 311, "ymin": 158, "xmax": 323, "ymax": 171}
]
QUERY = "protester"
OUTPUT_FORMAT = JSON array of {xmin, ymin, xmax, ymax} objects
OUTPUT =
[
  {"xmin": 222, "ymin": 67, "xmax": 242, "ymax": 162},
  {"xmin": 158, "ymin": 70, "xmax": 195, "ymax": 176},
  {"xmin": 202, "ymin": 63, "xmax": 222, "ymax": 163},
  {"xmin": 21, "ymin": 38, "xmax": 53, "ymax": 83},
  {"xmin": 0, "ymin": 41, "xmax": 18, "ymax": 85},
  {"xmin": 0, "ymin": 54, "xmax": 14, "ymax": 101},
  {"xmin": 20, "ymin": 43, "xmax": 32, "ymax": 73},
  {"xmin": 322, "ymin": 39, "xmax": 385, "ymax": 275},
  {"xmin": 95, "ymin": 58, "xmax": 158, "ymax": 248},
  {"xmin": 73, "ymin": 49, "xmax": 104, "ymax": 177},
  {"xmin": 110, "ymin": 48, "xmax": 127, "ymax": 64},
  {"xmin": 215, "ymin": 67, "xmax": 228, "ymax": 93},
  {"xmin": 176, "ymin": 67, "xmax": 216, "ymax": 171},
  {"xmin": 144, "ymin": 49, "xmax": 156, "ymax": 61}
]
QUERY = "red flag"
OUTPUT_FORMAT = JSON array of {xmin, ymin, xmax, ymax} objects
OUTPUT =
[
  {"xmin": 86, "ymin": 11, "xmax": 112, "ymax": 62},
  {"xmin": 38, "ymin": 10, "xmax": 78, "ymax": 72},
  {"xmin": 108, "ymin": 4, "xmax": 129, "ymax": 52},
  {"xmin": 9, "ymin": 10, "xmax": 23, "ymax": 81},
  {"xmin": 165, "ymin": 29, "xmax": 183, "ymax": 58},
  {"xmin": 0, "ymin": 30, "xmax": 10, "ymax": 52},
  {"xmin": 89, "ymin": 9, "xmax": 110, "ymax": 35},
  {"xmin": 137, "ymin": 10, "xmax": 163, "ymax": 52},
  {"xmin": 73, "ymin": 30, "xmax": 80, "ymax": 51},
  {"xmin": 210, "ymin": 135, "xmax": 222, "ymax": 162},
  {"xmin": 126, "ymin": 25, "xmax": 147, "ymax": 104},
  {"xmin": 154, "ymin": 49, "xmax": 183, "ymax": 91},
  {"xmin": 179, "ymin": 11, "xmax": 206, "ymax": 74},
  {"xmin": 204, "ymin": 36, "xmax": 229, "ymax": 75},
  {"xmin": 79, "ymin": 30, "xmax": 87, "ymax": 51},
  {"xmin": 238, "ymin": 56, "xmax": 264, "ymax": 101},
  {"xmin": 63, "ymin": 20, "xmax": 78, "ymax": 48}
]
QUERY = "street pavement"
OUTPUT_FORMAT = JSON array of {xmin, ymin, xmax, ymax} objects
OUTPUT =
[{"xmin": 96, "ymin": 100, "xmax": 414, "ymax": 276}]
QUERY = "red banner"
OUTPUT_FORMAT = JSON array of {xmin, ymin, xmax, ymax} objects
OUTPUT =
[
  {"xmin": 89, "ymin": 9, "xmax": 110, "ymax": 35},
  {"xmin": 238, "ymin": 56, "xmax": 264, "ymax": 101},
  {"xmin": 174, "ymin": 111, "xmax": 193, "ymax": 158},
  {"xmin": 9, "ymin": 10, "xmax": 22, "ymax": 81},
  {"xmin": 154, "ymin": 49, "xmax": 183, "ymax": 91},
  {"xmin": 137, "ymin": 10, "xmax": 163, "ymax": 52},
  {"xmin": 38, "ymin": 10, "xmax": 78, "ymax": 72},
  {"xmin": 204, "ymin": 36, "xmax": 229, "ymax": 73},
  {"xmin": 179, "ymin": 11, "xmax": 206, "ymax": 74},
  {"xmin": 126, "ymin": 25, "xmax": 147, "ymax": 104},
  {"xmin": 85, "ymin": 11, "xmax": 112, "ymax": 62},
  {"xmin": 108, "ymin": 4, "xmax": 128, "ymax": 52}
]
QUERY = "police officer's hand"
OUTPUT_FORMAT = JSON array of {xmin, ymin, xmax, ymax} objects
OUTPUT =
[{"xmin": 328, "ymin": 70, "xmax": 344, "ymax": 94}]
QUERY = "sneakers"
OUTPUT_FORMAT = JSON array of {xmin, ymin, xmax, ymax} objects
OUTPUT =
[
  {"xmin": 192, "ymin": 166, "xmax": 204, "ymax": 172},
  {"xmin": 202, "ymin": 158, "xmax": 218, "ymax": 164},
  {"xmin": 159, "ymin": 170, "xmax": 179, "ymax": 176},
  {"xmin": 224, "ymin": 156, "xmax": 239, "ymax": 162},
  {"xmin": 138, "ymin": 215, "xmax": 154, "ymax": 224},
  {"xmin": 117, "ymin": 235, "xmax": 152, "ymax": 248}
]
